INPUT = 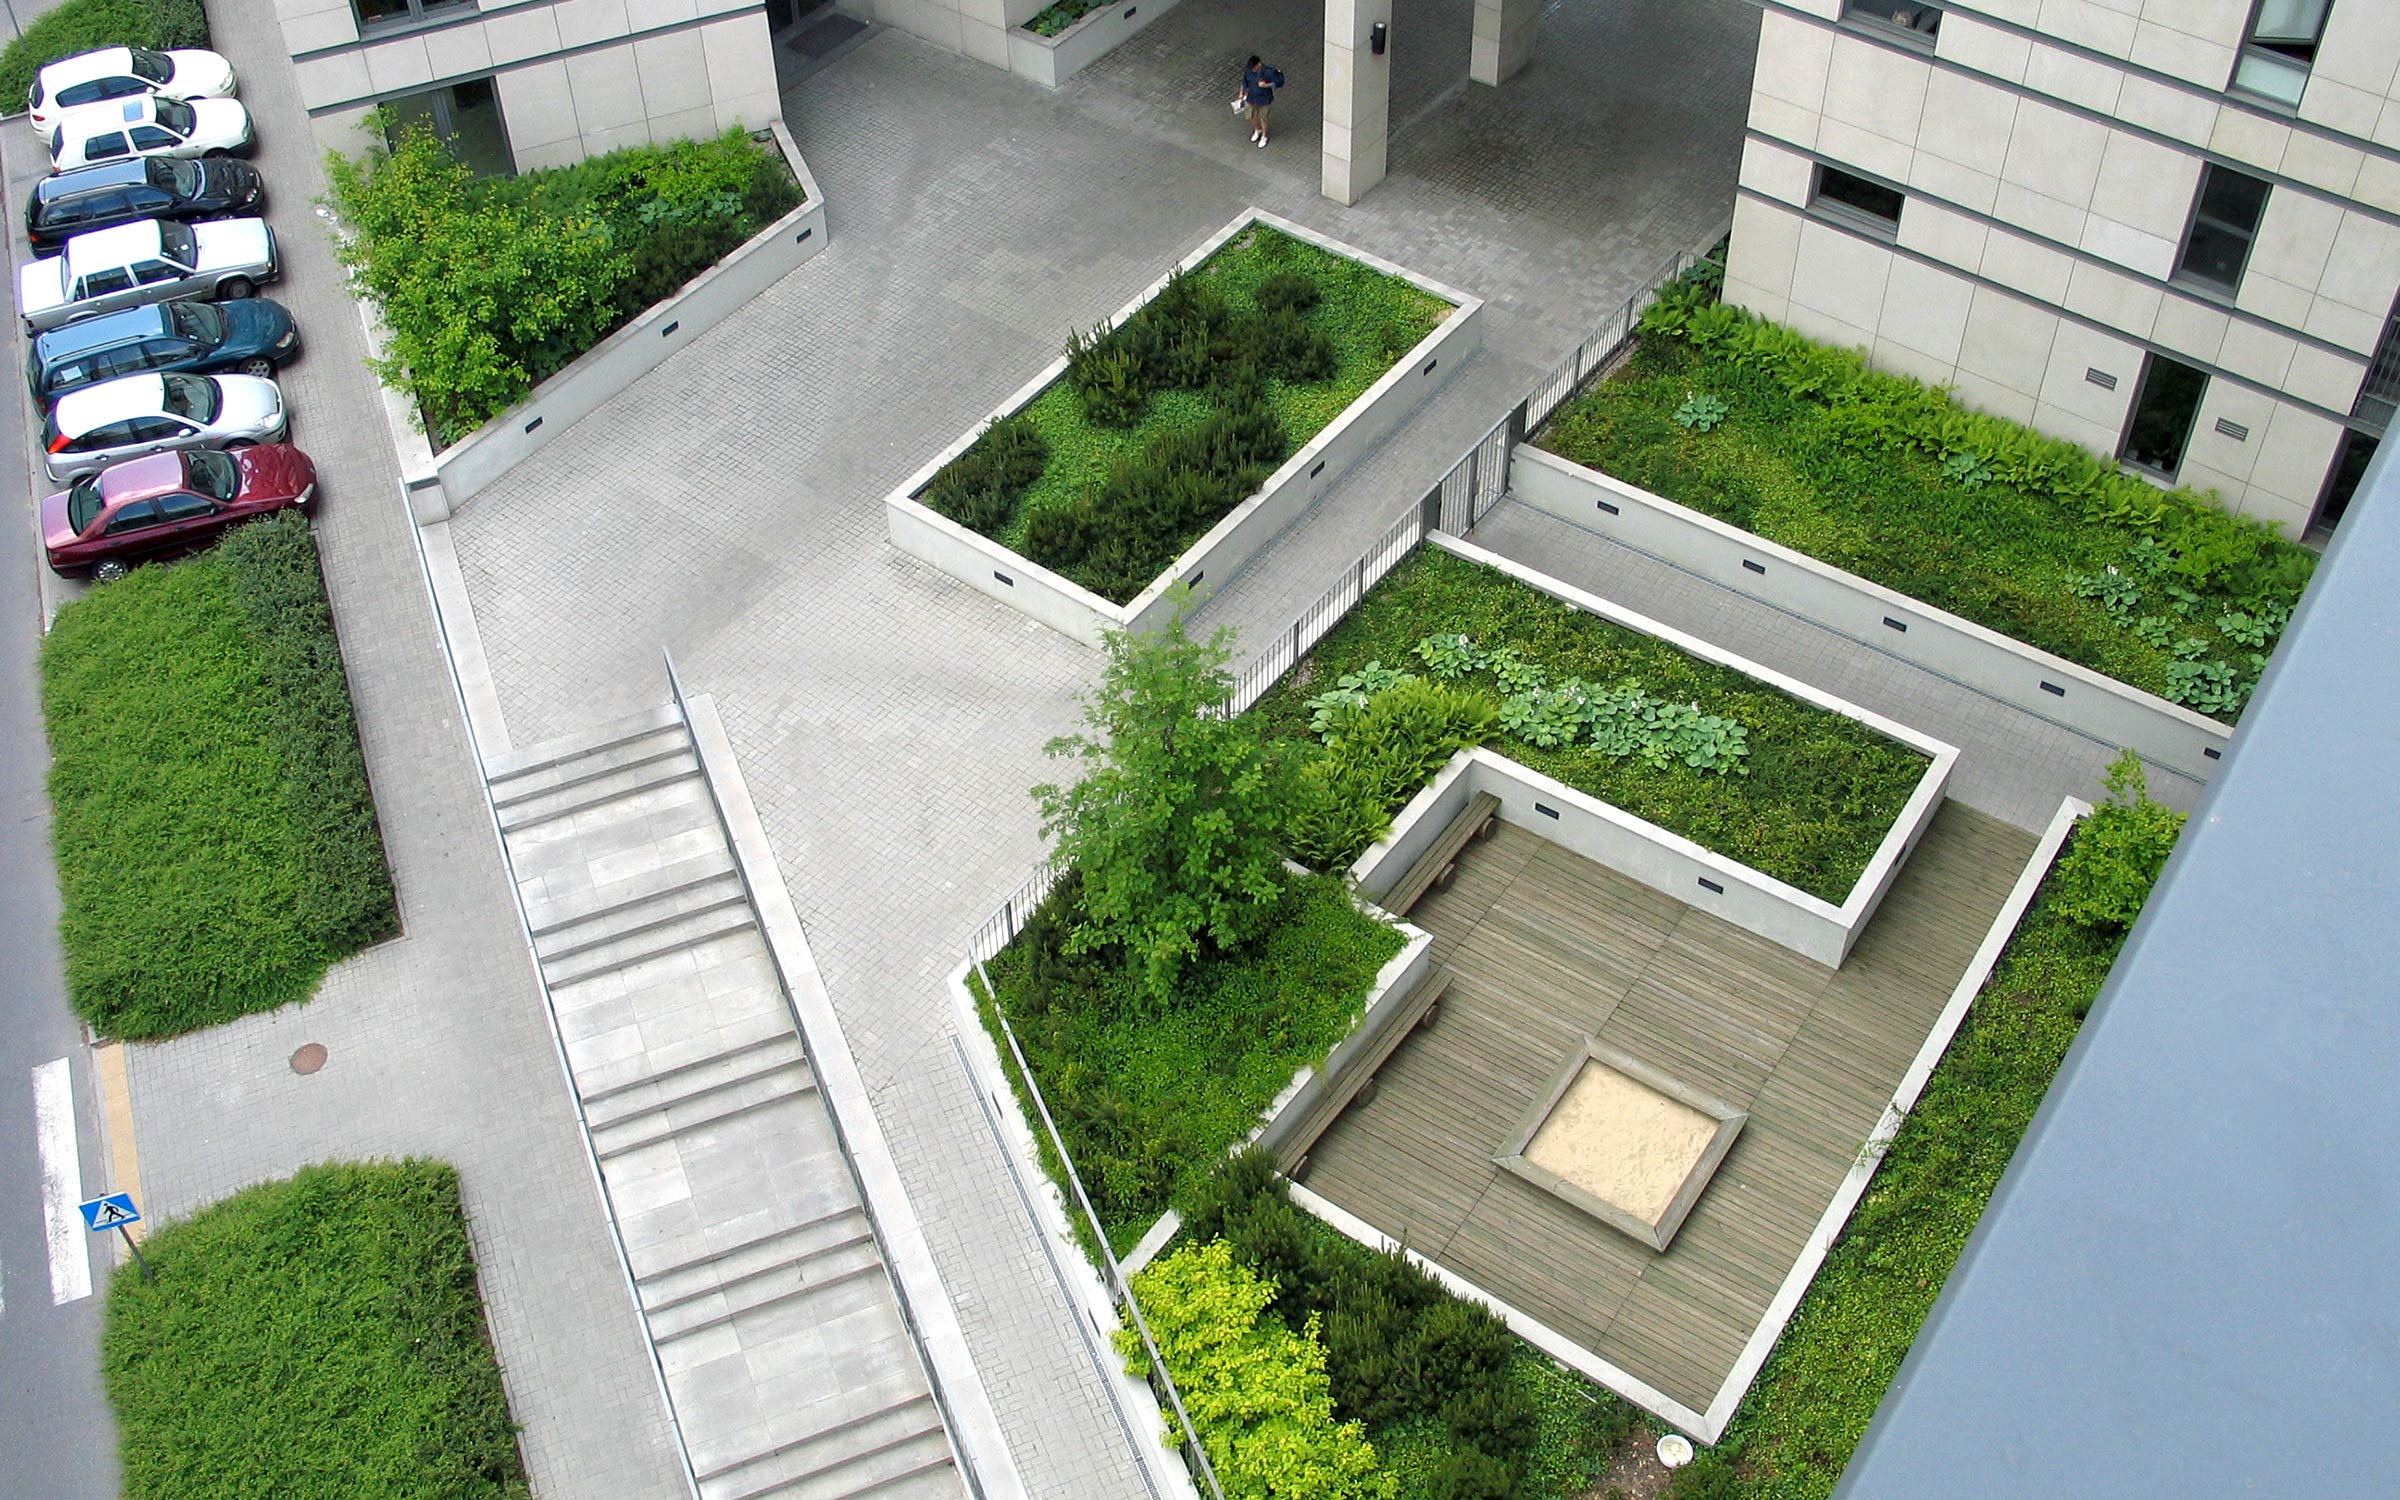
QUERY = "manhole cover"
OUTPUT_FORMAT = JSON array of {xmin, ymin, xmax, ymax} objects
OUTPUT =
[{"xmin": 290, "ymin": 1043, "xmax": 328, "ymax": 1075}]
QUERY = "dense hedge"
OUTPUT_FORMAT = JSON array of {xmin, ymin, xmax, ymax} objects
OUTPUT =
[
  {"xmin": 0, "ymin": 0, "xmax": 208, "ymax": 105},
  {"xmin": 924, "ymin": 225, "xmax": 1449, "ymax": 604},
  {"xmin": 1668, "ymin": 760, "xmax": 2183, "ymax": 1499},
  {"xmin": 1538, "ymin": 268, "xmax": 2314, "ymax": 718},
  {"xmin": 103, "ymin": 1160, "xmax": 530, "ymax": 1500},
  {"xmin": 327, "ymin": 124, "xmax": 801, "ymax": 444},
  {"xmin": 1249, "ymin": 548, "xmax": 1929, "ymax": 902},
  {"xmin": 974, "ymin": 871, "xmax": 1403, "ymax": 1251},
  {"xmin": 42, "ymin": 516, "xmax": 396, "ymax": 1038}
]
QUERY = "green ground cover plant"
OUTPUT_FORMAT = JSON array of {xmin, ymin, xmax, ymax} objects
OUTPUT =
[
  {"xmin": 1537, "ymin": 267, "xmax": 2313, "ymax": 717},
  {"xmin": 326, "ymin": 122, "xmax": 801, "ymax": 444},
  {"xmin": 103, "ymin": 1160, "xmax": 530, "ymax": 1500},
  {"xmin": 921, "ymin": 224, "xmax": 1449, "ymax": 603},
  {"xmin": 1024, "ymin": 0, "xmax": 1099, "ymax": 34},
  {"xmin": 0, "ymin": 0, "xmax": 207, "ymax": 104},
  {"xmin": 42, "ymin": 516, "xmax": 396, "ymax": 1039},
  {"xmin": 1248, "ymin": 548, "xmax": 1929, "ymax": 902},
  {"xmin": 1664, "ymin": 756, "xmax": 2183, "ymax": 1499}
]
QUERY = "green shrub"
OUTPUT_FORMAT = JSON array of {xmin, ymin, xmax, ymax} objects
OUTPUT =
[
  {"xmin": 924, "ymin": 416, "xmax": 1050, "ymax": 535},
  {"xmin": 2044, "ymin": 751, "xmax": 2182, "ymax": 939},
  {"xmin": 42, "ymin": 519, "xmax": 396, "ymax": 1039},
  {"xmin": 0, "ymin": 0, "xmax": 208, "ymax": 105},
  {"xmin": 1120, "ymin": 1241, "xmax": 1396, "ymax": 1500},
  {"xmin": 1283, "ymin": 679, "xmax": 1497, "ymax": 871},
  {"xmin": 103, "ymin": 1160, "xmax": 529, "ymax": 1500}
]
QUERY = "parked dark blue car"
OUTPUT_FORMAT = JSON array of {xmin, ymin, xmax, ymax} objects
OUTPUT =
[
  {"xmin": 25, "ymin": 154, "xmax": 261, "ymax": 251},
  {"xmin": 27, "ymin": 298, "xmax": 297, "ymax": 404}
]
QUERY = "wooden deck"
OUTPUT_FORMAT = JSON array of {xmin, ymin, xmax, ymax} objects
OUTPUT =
[{"xmin": 1303, "ymin": 801, "xmax": 2039, "ymax": 1415}]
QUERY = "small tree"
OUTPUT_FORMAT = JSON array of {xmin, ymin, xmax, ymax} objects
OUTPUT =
[{"xmin": 1034, "ymin": 602, "xmax": 1288, "ymax": 1007}]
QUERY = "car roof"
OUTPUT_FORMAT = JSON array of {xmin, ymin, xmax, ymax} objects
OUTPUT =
[
  {"xmin": 86, "ymin": 450, "xmax": 191, "ymax": 501},
  {"xmin": 31, "ymin": 157, "xmax": 152, "ymax": 203},
  {"xmin": 62, "ymin": 218, "xmax": 167, "ymax": 272},
  {"xmin": 34, "ymin": 303, "xmax": 176, "ymax": 360},
  {"xmin": 53, "ymin": 374, "xmax": 172, "ymax": 434},
  {"xmin": 53, "ymin": 95, "xmax": 165, "ymax": 132},
  {"xmin": 36, "ymin": 49, "xmax": 138, "ymax": 96}
]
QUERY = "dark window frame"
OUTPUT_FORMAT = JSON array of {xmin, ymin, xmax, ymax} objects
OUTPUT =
[
  {"xmin": 1809, "ymin": 162, "xmax": 1906, "ymax": 239},
  {"xmin": 352, "ymin": 0, "xmax": 477, "ymax": 38},
  {"xmin": 1840, "ymin": 1, "xmax": 1942, "ymax": 49},
  {"xmin": 2172, "ymin": 163, "xmax": 2272, "ymax": 300},
  {"xmin": 2230, "ymin": 0, "xmax": 2332, "ymax": 110},
  {"xmin": 2119, "ymin": 353, "xmax": 2211, "ymax": 480},
  {"xmin": 2309, "ymin": 427, "xmax": 2376, "ymax": 539}
]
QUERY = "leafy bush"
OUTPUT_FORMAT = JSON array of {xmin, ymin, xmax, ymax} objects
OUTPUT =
[
  {"xmin": 42, "ymin": 517, "xmax": 397, "ymax": 1039},
  {"xmin": 924, "ymin": 416, "xmax": 1050, "ymax": 534},
  {"xmin": 328, "ymin": 124, "xmax": 799, "ymax": 443},
  {"xmin": 1284, "ymin": 678, "xmax": 1498, "ymax": 871},
  {"xmin": 103, "ymin": 1160, "xmax": 529, "ymax": 1500},
  {"xmin": 1546, "ymin": 274, "xmax": 2314, "ymax": 714},
  {"xmin": 0, "ymin": 0, "xmax": 208, "ymax": 105},
  {"xmin": 2044, "ymin": 750, "xmax": 2182, "ymax": 941},
  {"xmin": 1252, "ymin": 550, "xmax": 1927, "ymax": 902},
  {"xmin": 1120, "ymin": 1241, "xmax": 1396, "ymax": 1500}
]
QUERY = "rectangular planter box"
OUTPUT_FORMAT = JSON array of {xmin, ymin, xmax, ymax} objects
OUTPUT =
[
  {"xmin": 1009, "ymin": 0, "xmax": 1186, "ymax": 87},
  {"xmin": 885, "ymin": 208, "xmax": 1483, "ymax": 648},
  {"xmin": 1345, "ymin": 535, "xmax": 1958, "ymax": 969},
  {"xmin": 1509, "ymin": 445, "xmax": 2234, "ymax": 781},
  {"xmin": 396, "ymin": 121, "xmax": 828, "ymax": 522}
]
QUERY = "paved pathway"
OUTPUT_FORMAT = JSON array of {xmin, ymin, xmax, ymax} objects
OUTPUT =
[{"xmin": 449, "ymin": 4, "xmax": 1761, "ymax": 1494}]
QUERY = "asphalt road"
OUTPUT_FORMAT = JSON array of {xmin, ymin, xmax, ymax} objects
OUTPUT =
[{"xmin": 0, "ymin": 113, "xmax": 120, "ymax": 1500}]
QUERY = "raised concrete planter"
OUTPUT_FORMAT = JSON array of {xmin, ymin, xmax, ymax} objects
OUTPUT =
[
  {"xmin": 1009, "ymin": 0, "xmax": 1187, "ymax": 87},
  {"xmin": 1509, "ymin": 445, "xmax": 2233, "ymax": 780},
  {"xmin": 408, "ymin": 121, "xmax": 826, "ymax": 520},
  {"xmin": 1346, "ymin": 535, "xmax": 1957, "ymax": 969},
  {"xmin": 886, "ymin": 209, "xmax": 1482, "ymax": 648}
]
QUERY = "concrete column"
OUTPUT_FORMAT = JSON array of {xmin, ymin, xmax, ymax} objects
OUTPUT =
[
  {"xmin": 1469, "ymin": 0, "xmax": 1538, "ymax": 86},
  {"xmin": 1322, "ymin": 0, "xmax": 1393, "ymax": 205}
]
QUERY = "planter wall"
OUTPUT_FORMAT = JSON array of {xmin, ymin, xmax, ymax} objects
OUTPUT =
[
  {"xmin": 1346, "ymin": 536, "xmax": 1958, "ymax": 969},
  {"xmin": 1509, "ymin": 446, "xmax": 2234, "ymax": 781},
  {"xmin": 1009, "ymin": 0, "xmax": 1188, "ymax": 87},
  {"xmin": 885, "ymin": 208, "xmax": 1483, "ymax": 649},
  {"xmin": 410, "ymin": 121, "xmax": 828, "ymax": 521}
]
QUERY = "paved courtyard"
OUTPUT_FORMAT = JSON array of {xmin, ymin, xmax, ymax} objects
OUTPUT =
[{"xmin": 449, "ymin": 4, "xmax": 1761, "ymax": 1494}]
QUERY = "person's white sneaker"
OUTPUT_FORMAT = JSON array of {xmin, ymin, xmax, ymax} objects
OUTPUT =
[
  {"xmin": 1250, "ymin": 130, "xmax": 1261, "ymax": 143},
  {"xmin": 1256, "ymin": 135, "xmax": 1267, "ymax": 148}
]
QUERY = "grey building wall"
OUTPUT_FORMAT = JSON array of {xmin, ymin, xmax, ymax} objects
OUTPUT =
[{"xmin": 1729, "ymin": 0, "xmax": 2400, "ymax": 535}]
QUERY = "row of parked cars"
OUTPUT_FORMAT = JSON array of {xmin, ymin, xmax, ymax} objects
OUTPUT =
[{"xmin": 14, "ymin": 46, "xmax": 316, "ymax": 583}]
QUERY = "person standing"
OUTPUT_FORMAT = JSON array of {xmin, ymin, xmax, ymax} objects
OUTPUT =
[{"xmin": 1244, "ymin": 56, "xmax": 1285, "ymax": 148}]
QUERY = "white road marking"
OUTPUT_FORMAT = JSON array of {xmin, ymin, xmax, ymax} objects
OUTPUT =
[{"xmin": 32, "ymin": 1059, "xmax": 91, "ymax": 1305}]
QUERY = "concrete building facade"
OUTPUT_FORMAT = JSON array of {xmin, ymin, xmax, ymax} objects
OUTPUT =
[
  {"xmin": 1728, "ymin": 0, "xmax": 2400, "ymax": 537},
  {"xmin": 276, "ymin": 0, "xmax": 784, "ymax": 173}
]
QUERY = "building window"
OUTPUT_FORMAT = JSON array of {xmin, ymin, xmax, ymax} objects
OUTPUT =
[
  {"xmin": 1810, "ymin": 164, "xmax": 1905, "ymax": 237},
  {"xmin": 2231, "ymin": 0, "xmax": 2331, "ymax": 109},
  {"xmin": 2173, "ymin": 164, "xmax": 2271, "ymax": 298},
  {"xmin": 384, "ymin": 78, "xmax": 512, "ymax": 178},
  {"xmin": 1842, "ymin": 2, "xmax": 1941, "ymax": 47},
  {"xmin": 2311, "ymin": 429, "xmax": 2377, "ymax": 538},
  {"xmin": 2120, "ymin": 354, "xmax": 2210, "ymax": 478}
]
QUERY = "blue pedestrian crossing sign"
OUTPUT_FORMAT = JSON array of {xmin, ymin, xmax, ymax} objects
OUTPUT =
[{"xmin": 79, "ymin": 1193, "xmax": 141, "ymax": 1232}]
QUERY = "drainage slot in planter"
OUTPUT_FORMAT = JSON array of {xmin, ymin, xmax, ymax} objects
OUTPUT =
[
  {"xmin": 2204, "ymin": 746, "xmax": 2223, "ymax": 760},
  {"xmin": 1422, "ymin": 358, "xmax": 1438, "ymax": 375},
  {"xmin": 523, "ymin": 416, "xmax": 543, "ymax": 434},
  {"xmin": 1535, "ymin": 802, "xmax": 1560, "ymax": 820},
  {"xmin": 994, "ymin": 571, "xmax": 1015, "ymax": 587},
  {"xmin": 1123, "ymin": 4, "xmax": 1135, "ymax": 14},
  {"xmin": 1697, "ymin": 877, "xmax": 1725, "ymax": 895},
  {"xmin": 1883, "ymin": 616, "xmax": 1908, "ymax": 632},
  {"xmin": 1188, "ymin": 571, "xmax": 1204, "ymax": 586},
  {"xmin": 796, "ymin": 227, "xmax": 813, "ymax": 244},
  {"xmin": 1595, "ymin": 498, "xmax": 1620, "ymax": 516},
  {"xmin": 1309, "ymin": 460, "xmax": 1325, "ymax": 479},
  {"xmin": 2040, "ymin": 681, "xmax": 2066, "ymax": 697},
  {"xmin": 661, "ymin": 320, "xmax": 680, "ymax": 338},
  {"xmin": 1741, "ymin": 559, "xmax": 1766, "ymax": 575}
]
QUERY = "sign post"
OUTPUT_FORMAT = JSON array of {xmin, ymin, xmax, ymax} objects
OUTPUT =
[{"xmin": 78, "ymin": 1192, "xmax": 149, "ymax": 1282}]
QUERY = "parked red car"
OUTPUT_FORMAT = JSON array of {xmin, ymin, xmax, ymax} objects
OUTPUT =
[{"xmin": 41, "ymin": 442, "xmax": 314, "ymax": 580}]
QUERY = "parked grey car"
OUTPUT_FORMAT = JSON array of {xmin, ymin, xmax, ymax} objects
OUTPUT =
[
  {"xmin": 40, "ymin": 371, "xmax": 287, "ymax": 481},
  {"xmin": 18, "ymin": 216, "xmax": 276, "ymax": 334}
]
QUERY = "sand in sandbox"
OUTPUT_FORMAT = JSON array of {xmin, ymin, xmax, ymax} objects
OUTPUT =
[{"xmin": 1524, "ymin": 1062, "xmax": 1716, "ymax": 1225}]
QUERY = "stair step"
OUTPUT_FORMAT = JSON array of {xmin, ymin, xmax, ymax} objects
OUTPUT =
[
  {"xmin": 543, "ymin": 901, "xmax": 759, "ymax": 988},
  {"xmin": 495, "ymin": 749, "xmax": 703, "ymax": 833},
  {"xmin": 592, "ymin": 1055, "xmax": 817, "ymax": 1159},
  {"xmin": 537, "ymin": 878, "xmax": 749, "ymax": 966},
  {"xmin": 695, "ymin": 1391, "xmax": 949, "ymax": 1500},
  {"xmin": 585, "ymin": 1031, "xmax": 808, "ymax": 1127},
  {"xmin": 525, "ymin": 845, "xmax": 739, "ymax": 938},
  {"xmin": 484, "ymin": 701, "xmax": 685, "ymax": 783},
  {"xmin": 635, "ymin": 1202, "xmax": 870, "ymax": 1310},
  {"xmin": 648, "ymin": 1231, "xmax": 885, "ymax": 1342},
  {"xmin": 490, "ymin": 719, "xmax": 695, "ymax": 809}
]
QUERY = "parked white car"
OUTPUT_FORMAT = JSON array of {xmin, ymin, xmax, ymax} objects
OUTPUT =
[
  {"xmin": 28, "ymin": 46, "xmax": 236, "ymax": 135},
  {"xmin": 19, "ymin": 217, "xmax": 278, "ymax": 334},
  {"xmin": 48, "ymin": 94, "xmax": 250, "ymax": 173},
  {"xmin": 41, "ymin": 372, "xmax": 287, "ymax": 482}
]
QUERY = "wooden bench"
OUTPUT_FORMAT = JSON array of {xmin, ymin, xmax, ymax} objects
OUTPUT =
[
  {"xmin": 1378, "ymin": 791, "xmax": 1501, "ymax": 917},
  {"xmin": 1280, "ymin": 970, "xmax": 1451, "ymax": 1182}
]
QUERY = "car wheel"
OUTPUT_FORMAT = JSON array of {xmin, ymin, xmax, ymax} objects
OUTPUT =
[
  {"xmin": 218, "ymin": 277, "xmax": 255, "ymax": 300},
  {"xmin": 237, "ymin": 356, "xmax": 275, "ymax": 377},
  {"xmin": 90, "ymin": 559, "xmax": 129, "ymax": 585}
]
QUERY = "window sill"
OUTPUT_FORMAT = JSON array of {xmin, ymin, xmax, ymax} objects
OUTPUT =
[
  {"xmin": 1807, "ymin": 201, "xmax": 1902, "ymax": 243},
  {"xmin": 1842, "ymin": 17, "xmax": 1938, "ymax": 53},
  {"xmin": 2166, "ymin": 273, "xmax": 2242, "ymax": 309},
  {"xmin": 353, "ymin": 5, "xmax": 479, "ymax": 45}
]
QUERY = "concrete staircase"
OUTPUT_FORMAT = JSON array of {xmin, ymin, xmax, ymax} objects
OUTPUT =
[{"xmin": 488, "ymin": 705, "xmax": 964, "ymax": 1500}]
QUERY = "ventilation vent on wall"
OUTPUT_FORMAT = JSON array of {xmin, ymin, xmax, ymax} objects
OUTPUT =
[
  {"xmin": 2215, "ymin": 417, "xmax": 2250, "ymax": 441},
  {"xmin": 2086, "ymin": 367, "xmax": 2118, "ymax": 390}
]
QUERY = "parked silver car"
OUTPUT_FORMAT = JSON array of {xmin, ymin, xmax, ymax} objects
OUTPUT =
[
  {"xmin": 18, "ymin": 216, "xmax": 276, "ymax": 334},
  {"xmin": 47, "ymin": 94, "xmax": 251, "ymax": 173},
  {"xmin": 41, "ymin": 371, "xmax": 287, "ymax": 481}
]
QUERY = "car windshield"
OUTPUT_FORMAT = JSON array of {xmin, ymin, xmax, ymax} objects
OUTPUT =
[
  {"xmin": 128, "ymin": 49, "xmax": 173, "ymax": 84},
  {"xmin": 166, "ymin": 301, "xmax": 221, "ymax": 342},
  {"xmin": 157, "ymin": 156, "xmax": 200, "ymax": 195},
  {"xmin": 66, "ymin": 476, "xmax": 105, "ymax": 532},
  {"xmin": 155, "ymin": 220, "xmax": 194, "ymax": 266},
  {"xmin": 186, "ymin": 449, "xmax": 239, "ymax": 501},
  {"xmin": 161, "ymin": 374, "xmax": 217, "ymax": 423},
  {"xmin": 151, "ymin": 97, "xmax": 193, "ymax": 135}
]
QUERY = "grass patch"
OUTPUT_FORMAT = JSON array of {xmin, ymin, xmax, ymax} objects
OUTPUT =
[
  {"xmin": 974, "ymin": 870, "xmax": 1404, "ymax": 1253},
  {"xmin": 103, "ymin": 1159, "xmax": 530, "ymax": 1500},
  {"xmin": 0, "ymin": 0, "xmax": 208, "ymax": 105},
  {"xmin": 1024, "ymin": 0, "xmax": 1099, "ymax": 33},
  {"xmin": 42, "ymin": 515, "xmax": 396, "ymax": 1039},
  {"xmin": 1249, "ymin": 547, "xmax": 1929, "ymax": 902}
]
